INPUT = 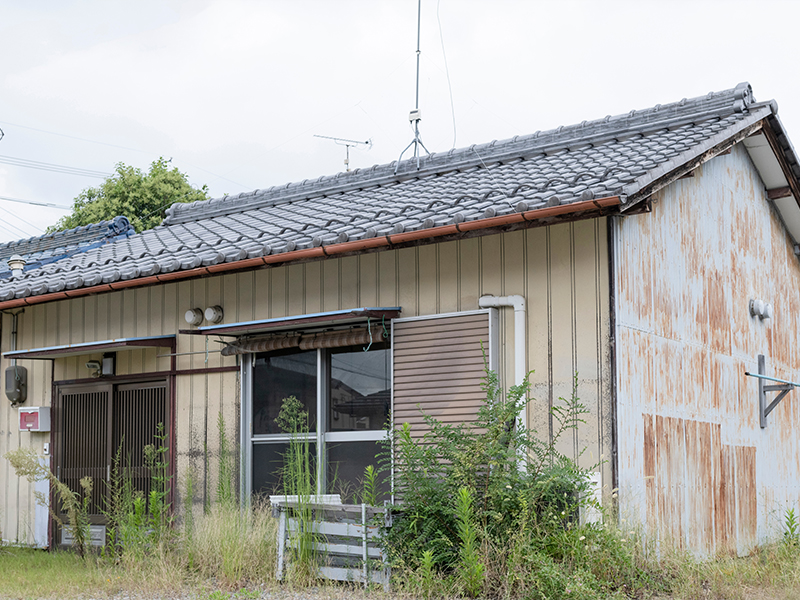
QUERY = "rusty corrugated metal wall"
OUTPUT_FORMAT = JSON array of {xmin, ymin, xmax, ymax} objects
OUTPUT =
[{"xmin": 615, "ymin": 143, "xmax": 800, "ymax": 556}]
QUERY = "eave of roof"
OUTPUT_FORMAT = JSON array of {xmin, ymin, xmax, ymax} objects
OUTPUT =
[
  {"xmin": 0, "ymin": 195, "xmax": 621, "ymax": 310},
  {"xmin": 1, "ymin": 82, "xmax": 797, "ymax": 309}
]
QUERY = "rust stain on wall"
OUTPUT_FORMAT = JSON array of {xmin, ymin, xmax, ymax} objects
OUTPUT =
[{"xmin": 644, "ymin": 412, "xmax": 756, "ymax": 555}]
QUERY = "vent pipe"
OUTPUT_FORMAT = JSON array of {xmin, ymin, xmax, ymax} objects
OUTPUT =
[
  {"xmin": 478, "ymin": 295, "xmax": 527, "ymax": 435},
  {"xmin": 8, "ymin": 255, "xmax": 25, "ymax": 278}
]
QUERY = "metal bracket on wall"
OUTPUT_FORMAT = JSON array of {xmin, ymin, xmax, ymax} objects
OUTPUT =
[{"xmin": 745, "ymin": 354, "xmax": 798, "ymax": 428}]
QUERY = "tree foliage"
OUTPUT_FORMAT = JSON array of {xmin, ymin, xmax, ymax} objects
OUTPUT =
[{"xmin": 50, "ymin": 158, "xmax": 208, "ymax": 233}]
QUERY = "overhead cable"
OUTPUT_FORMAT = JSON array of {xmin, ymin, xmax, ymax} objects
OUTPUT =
[
  {"xmin": 0, "ymin": 154, "xmax": 110, "ymax": 178},
  {"xmin": 0, "ymin": 204, "xmax": 44, "ymax": 234},
  {"xmin": 0, "ymin": 195, "xmax": 71, "ymax": 210}
]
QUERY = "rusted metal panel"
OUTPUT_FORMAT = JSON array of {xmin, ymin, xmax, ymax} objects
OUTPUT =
[{"xmin": 617, "ymin": 144, "xmax": 800, "ymax": 556}]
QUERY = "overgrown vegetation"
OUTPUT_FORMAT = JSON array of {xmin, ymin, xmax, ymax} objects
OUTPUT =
[
  {"xmin": 4, "ymin": 447, "xmax": 94, "ymax": 558},
  {"xmin": 4, "ymin": 373, "xmax": 800, "ymax": 599},
  {"xmin": 385, "ymin": 368, "xmax": 655, "ymax": 599},
  {"xmin": 275, "ymin": 395, "xmax": 321, "ymax": 584}
]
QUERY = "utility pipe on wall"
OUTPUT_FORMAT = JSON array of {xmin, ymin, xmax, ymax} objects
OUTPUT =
[{"xmin": 478, "ymin": 295, "xmax": 527, "ymax": 432}]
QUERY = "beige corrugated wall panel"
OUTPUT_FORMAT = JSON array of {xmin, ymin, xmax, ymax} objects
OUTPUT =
[
  {"xmin": 615, "ymin": 143, "xmax": 800, "ymax": 557},
  {"xmin": 393, "ymin": 313, "xmax": 491, "ymax": 437},
  {"xmin": 0, "ymin": 221, "xmax": 611, "ymax": 540}
]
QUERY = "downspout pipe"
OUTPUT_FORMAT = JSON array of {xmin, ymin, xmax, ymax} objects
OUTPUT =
[{"xmin": 478, "ymin": 295, "xmax": 527, "ymax": 432}]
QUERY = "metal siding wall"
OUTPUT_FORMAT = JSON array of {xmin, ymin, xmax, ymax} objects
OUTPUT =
[
  {"xmin": 0, "ymin": 222, "xmax": 611, "ymax": 540},
  {"xmin": 615, "ymin": 143, "xmax": 800, "ymax": 556}
]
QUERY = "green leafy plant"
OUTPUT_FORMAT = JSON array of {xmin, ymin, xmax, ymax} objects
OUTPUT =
[
  {"xmin": 143, "ymin": 422, "xmax": 173, "ymax": 538},
  {"xmin": 455, "ymin": 486, "xmax": 484, "ymax": 597},
  {"xmin": 388, "ymin": 366, "xmax": 592, "ymax": 569},
  {"xmin": 383, "ymin": 363, "xmax": 659, "ymax": 599},
  {"xmin": 216, "ymin": 412, "xmax": 236, "ymax": 507},
  {"xmin": 276, "ymin": 395, "xmax": 320, "ymax": 583},
  {"xmin": 784, "ymin": 507, "xmax": 799, "ymax": 548},
  {"xmin": 4, "ymin": 447, "xmax": 93, "ymax": 558},
  {"xmin": 360, "ymin": 464, "xmax": 380, "ymax": 506}
]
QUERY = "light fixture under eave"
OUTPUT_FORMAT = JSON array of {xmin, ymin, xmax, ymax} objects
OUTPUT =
[
  {"xmin": 185, "ymin": 308, "xmax": 203, "ymax": 326},
  {"xmin": 86, "ymin": 360, "xmax": 101, "ymax": 378},
  {"xmin": 205, "ymin": 305, "xmax": 224, "ymax": 323}
]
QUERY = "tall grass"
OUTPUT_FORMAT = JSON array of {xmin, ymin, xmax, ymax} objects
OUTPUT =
[{"xmin": 181, "ymin": 498, "xmax": 277, "ymax": 586}]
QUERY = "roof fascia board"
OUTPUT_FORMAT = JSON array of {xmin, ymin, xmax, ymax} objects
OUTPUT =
[
  {"xmin": 760, "ymin": 114, "xmax": 800, "ymax": 211},
  {"xmin": 620, "ymin": 107, "xmax": 770, "ymax": 211}
]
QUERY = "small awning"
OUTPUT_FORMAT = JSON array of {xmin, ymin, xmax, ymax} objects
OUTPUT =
[
  {"xmin": 220, "ymin": 327, "xmax": 383, "ymax": 356},
  {"xmin": 180, "ymin": 307, "xmax": 401, "ymax": 337},
  {"xmin": 4, "ymin": 335, "xmax": 175, "ymax": 360}
]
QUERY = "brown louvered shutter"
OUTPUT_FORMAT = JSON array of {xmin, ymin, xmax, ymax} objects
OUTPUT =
[
  {"xmin": 113, "ymin": 382, "xmax": 168, "ymax": 501},
  {"xmin": 392, "ymin": 311, "xmax": 495, "ymax": 439},
  {"xmin": 55, "ymin": 384, "xmax": 112, "ymax": 516}
]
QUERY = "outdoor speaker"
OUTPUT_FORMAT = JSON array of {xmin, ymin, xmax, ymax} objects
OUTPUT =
[{"xmin": 5, "ymin": 365, "xmax": 27, "ymax": 404}]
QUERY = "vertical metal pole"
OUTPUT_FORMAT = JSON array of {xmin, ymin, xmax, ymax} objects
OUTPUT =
[
  {"xmin": 362, "ymin": 502, "xmax": 368, "ymax": 587},
  {"xmin": 414, "ymin": 0, "xmax": 421, "ymax": 113},
  {"xmin": 758, "ymin": 354, "xmax": 767, "ymax": 429},
  {"xmin": 317, "ymin": 349, "xmax": 326, "ymax": 496},
  {"xmin": 276, "ymin": 508, "xmax": 286, "ymax": 581},
  {"xmin": 413, "ymin": 0, "xmax": 422, "ymax": 163}
]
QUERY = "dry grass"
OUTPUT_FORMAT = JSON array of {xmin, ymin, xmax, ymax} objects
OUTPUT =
[
  {"xmin": 181, "ymin": 499, "xmax": 278, "ymax": 587},
  {"xmin": 3, "ymin": 513, "xmax": 800, "ymax": 600},
  {"xmin": 659, "ymin": 543, "xmax": 800, "ymax": 600}
]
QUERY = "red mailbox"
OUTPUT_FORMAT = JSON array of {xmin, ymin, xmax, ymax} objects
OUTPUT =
[{"xmin": 19, "ymin": 407, "xmax": 50, "ymax": 432}]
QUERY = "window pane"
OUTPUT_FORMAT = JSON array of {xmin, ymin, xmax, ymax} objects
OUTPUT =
[
  {"xmin": 253, "ymin": 350, "xmax": 317, "ymax": 434},
  {"xmin": 329, "ymin": 346, "xmax": 390, "ymax": 432},
  {"xmin": 327, "ymin": 440, "xmax": 389, "ymax": 503},
  {"xmin": 252, "ymin": 441, "xmax": 317, "ymax": 497}
]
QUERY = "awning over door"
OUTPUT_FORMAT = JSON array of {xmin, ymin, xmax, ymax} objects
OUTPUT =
[
  {"xmin": 179, "ymin": 307, "xmax": 401, "ymax": 337},
  {"xmin": 3, "ymin": 335, "xmax": 175, "ymax": 360}
]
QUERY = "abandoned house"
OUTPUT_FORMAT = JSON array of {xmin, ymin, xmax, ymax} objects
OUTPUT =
[{"xmin": 0, "ymin": 82, "xmax": 798, "ymax": 556}]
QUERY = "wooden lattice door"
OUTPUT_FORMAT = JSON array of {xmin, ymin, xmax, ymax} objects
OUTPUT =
[{"xmin": 53, "ymin": 379, "xmax": 168, "ymax": 546}]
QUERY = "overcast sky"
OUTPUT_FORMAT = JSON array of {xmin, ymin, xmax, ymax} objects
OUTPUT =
[{"xmin": 1, "ymin": 0, "xmax": 799, "ymax": 243}]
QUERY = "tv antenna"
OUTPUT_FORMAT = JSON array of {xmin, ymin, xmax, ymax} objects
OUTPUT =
[
  {"xmin": 314, "ymin": 135, "xmax": 372, "ymax": 172},
  {"xmin": 395, "ymin": 0, "xmax": 430, "ymax": 173}
]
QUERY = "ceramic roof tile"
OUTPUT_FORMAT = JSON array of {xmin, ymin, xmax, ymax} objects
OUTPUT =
[
  {"xmin": 0, "ymin": 216, "xmax": 133, "ymax": 276},
  {"xmin": 0, "ymin": 82, "xmax": 779, "ymax": 301}
]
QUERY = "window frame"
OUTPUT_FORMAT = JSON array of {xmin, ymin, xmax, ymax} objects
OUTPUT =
[{"xmin": 241, "ymin": 345, "xmax": 390, "ymax": 500}]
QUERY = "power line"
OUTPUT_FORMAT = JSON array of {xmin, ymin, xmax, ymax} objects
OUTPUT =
[
  {"xmin": 0, "ymin": 213, "xmax": 33, "ymax": 238},
  {"xmin": 0, "ymin": 120, "xmax": 249, "ymax": 190},
  {"xmin": 0, "ymin": 154, "xmax": 110, "ymax": 178},
  {"xmin": 0, "ymin": 195, "xmax": 71, "ymax": 210},
  {"xmin": 0, "ymin": 203, "xmax": 44, "ymax": 234},
  {"xmin": 0, "ymin": 217, "xmax": 31, "ymax": 240}
]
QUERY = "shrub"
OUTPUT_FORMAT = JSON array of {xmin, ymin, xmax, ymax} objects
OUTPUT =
[{"xmin": 386, "ymin": 365, "xmax": 653, "ymax": 598}]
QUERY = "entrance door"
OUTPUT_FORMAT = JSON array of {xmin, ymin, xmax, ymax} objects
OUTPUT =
[{"xmin": 52, "ymin": 379, "xmax": 168, "ymax": 546}]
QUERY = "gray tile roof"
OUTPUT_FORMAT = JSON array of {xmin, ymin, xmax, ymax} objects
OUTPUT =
[
  {"xmin": 0, "ymin": 216, "xmax": 133, "ymax": 278},
  {"xmin": 0, "ymin": 82, "xmax": 782, "ymax": 302}
]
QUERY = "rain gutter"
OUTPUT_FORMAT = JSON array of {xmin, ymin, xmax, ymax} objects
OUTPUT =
[{"xmin": 0, "ymin": 195, "xmax": 621, "ymax": 311}]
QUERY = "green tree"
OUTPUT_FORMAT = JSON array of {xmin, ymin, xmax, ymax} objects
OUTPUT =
[{"xmin": 50, "ymin": 158, "xmax": 209, "ymax": 233}]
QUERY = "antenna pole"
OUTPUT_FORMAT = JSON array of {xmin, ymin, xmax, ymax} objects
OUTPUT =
[
  {"xmin": 313, "ymin": 135, "xmax": 372, "ymax": 172},
  {"xmin": 415, "ymin": 0, "xmax": 421, "ymax": 112},
  {"xmin": 395, "ymin": 0, "xmax": 430, "ymax": 174}
]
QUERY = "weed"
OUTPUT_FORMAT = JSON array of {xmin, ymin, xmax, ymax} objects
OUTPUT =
[
  {"xmin": 454, "ymin": 486, "xmax": 484, "ymax": 597},
  {"xmin": 276, "ymin": 395, "xmax": 320, "ymax": 584},
  {"xmin": 784, "ymin": 507, "xmax": 799, "ymax": 548},
  {"xmin": 4, "ymin": 447, "xmax": 93, "ymax": 558},
  {"xmin": 217, "ymin": 412, "xmax": 236, "ymax": 507},
  {"xmin": 359, "ymin": 464, "xmax": 379, "ymax": 506}
]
